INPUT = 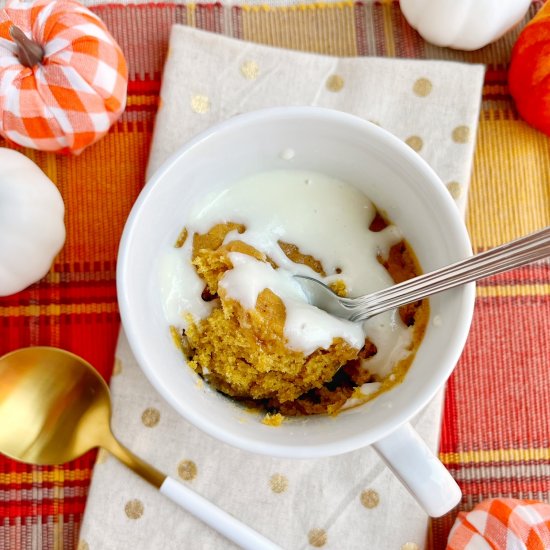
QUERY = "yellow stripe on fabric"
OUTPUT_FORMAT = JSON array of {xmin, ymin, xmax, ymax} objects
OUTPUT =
[
  {"xmin": 44, "ymin": 271, "xmax": 116, "ymax": 284},
  {"xmin": 0, "ymin": 469, "xmax": 92, "ymax": 485},
  {"xmin": 467, "ymin": 118, "xmax": 550, "ymax": 250},
  {"xmin": 186, "ymin": 3, "xmax": 196, "ymax": 28},
  {"xmin": 0, "ymin": 303, "xmax": 118, "ymax": 317},
  {"xmin": 477, "ymin": 284, "xmax": 550, "ymax": 298},
  {"xmin": 43, "ymin": 153, "xmax": 58, "ymax": 183},
  {"xmin": 441, "ymin": 447, "xmax": 550, "ymax": 464},
  {"xmin": 240, "ymin": 2, "xmax": 354, "ymax": 12},
  {"xmin": 126, "ymin": 95, "xmax": 158, "ymax": 107},
  {"xmin": 241, "ymin": 1, "xmax": 357, "ymax": 56},
  {"xmin": 483, "ymin": 84, "xmax": 509, "ymax": 95},
  {"xmin": 382, "ymin": 2, "xmax": 396, "ymax": 57}
]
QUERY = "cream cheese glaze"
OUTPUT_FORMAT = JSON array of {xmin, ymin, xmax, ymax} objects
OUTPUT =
[
  {"xmin": 220, "ymin": 251, "xmax": 364, "ymax": 355},
  {"xmin": 160, "ymin": 169, "xmax": 413, "ymax": 378}
]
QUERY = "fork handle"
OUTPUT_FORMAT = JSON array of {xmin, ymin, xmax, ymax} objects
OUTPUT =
[{"xmin": 348, "ymin": 226, "xmax": 550, "ymax": 322}]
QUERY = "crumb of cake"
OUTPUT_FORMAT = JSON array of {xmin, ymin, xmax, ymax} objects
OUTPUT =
[
  {"xmin": 359, "ymin": 339, "xmax": 378, "ymax": 360},
  {"xmin": 192, "ymin": 222, "xmax": 245, "ymax": 259},
  {"xmin": 262, "ymin": 412, "xmax": 284, "ymax": 426},
  {"xmin": 351, "ymin": 386, "xmax": 366, "ymax": 399},
  {"xmin": 174, "ymin": 227, "xmax": 188, "ymax": 248},
  {"xmin": 329, "ymin": 279, "xmax": 347, "ymax": 297},
  {"xmin": 278, "ymin": 240, "xmax": 326, "ymax": 275}
]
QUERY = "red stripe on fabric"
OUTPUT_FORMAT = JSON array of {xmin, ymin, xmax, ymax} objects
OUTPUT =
[
  {"xmin": 458, "ymin": 478, "xmax": 550, "ymax": 496},
  {"xmin": 127, "ymin": 79, "xmax": 161, "ymax": 95},
  {"xmin": 0, "ymin": 313, "xmax": 120, "ymax": 380},
  {"xmin": 0, "ymin": 497, "xmax": 86, "ymax": 526},
  {"xmin": 453, "ymin": 296, "xmax": 550, "ymax": 449},
  {"xmin": 195, "ymin": 3, "xmax": 224, "ymax": 34},
  {"xmin": 482, "ymin": 94, "xmax": 512, "ymax": 102},
  {"xmin": 446, "ymin": 458, "xmax": 550, "ymax": 469},
  {"xmin": 92, "ymin": 2, "xmax": 221, "ymax": 10},
  {"xmin": 231, "ymin": 6, "xmax": 243, "ymax": 40},
  {"xmin": 484, "ymin": 67, "xmax": 509, "ymax": 85},
  {"xmin": 54, "ymin": 261, "xmax": 117, "ymax": 273},
  {"xmin": 440, "ymin": 370, "xmax": 459, "ymax": 454},
  {"xmin": 57, "ymin": 314, "xmax": 120, "ymax": 380},
  {"xmin": 475, "ymin": 264, "xmax": 549, "ymax": 286},
  {"xmin": 125, "ymin": 103, "xmax": 159, "ymax": 113},
  {"xmin": 372, "ymin": 3, "xmax": 388, "ymax": 56},
  {"xmin": 0, "ymin": 477, "xmax": 92, "ymax": 491},
  {"xmin": 390, "ymin": 1, "xmax": 425, "ymax": 58},
  {"xmin": 354, "ymin": 2, "xmax": 368, "ymax": 56}
]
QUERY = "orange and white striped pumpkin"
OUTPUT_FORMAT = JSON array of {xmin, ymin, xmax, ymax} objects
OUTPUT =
[{"xmin": 0, "ymin": 0, "xmax": 128, "ymax": 154}]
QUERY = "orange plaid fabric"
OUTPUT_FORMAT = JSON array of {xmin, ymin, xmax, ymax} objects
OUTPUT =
[
  {"xmin": 0, "ymin": 0, "xmax": 127, "ymax": 153},
  {"xmin": 447, "ymin": 499, "xmax": 550, "ymax": 550}
]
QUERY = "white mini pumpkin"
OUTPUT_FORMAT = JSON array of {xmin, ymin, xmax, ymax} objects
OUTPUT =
[
  {"xmin": 0, "ymin": 148, "xmax": 65, "ymax": 296},
  {"xmin": 399, "ymin": 0, "xmax": 531, "ymax": 51}
]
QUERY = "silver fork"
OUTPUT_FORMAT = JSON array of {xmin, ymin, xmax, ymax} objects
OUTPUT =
[{"xmin": 295, "ymin": 226, "xmax": 550, "ymax": 323}]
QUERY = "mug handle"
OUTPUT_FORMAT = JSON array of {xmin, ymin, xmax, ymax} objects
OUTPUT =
[{"xmin": 372, "ymin": 422, "xmax": 461, "ymax": 517}]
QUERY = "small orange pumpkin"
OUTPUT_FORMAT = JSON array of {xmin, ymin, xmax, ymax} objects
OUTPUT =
[
  {"xmin": 509, "ymin": 1, "xmax": 550, "ymax": 136},
  {"xmin": 0, "ymin": 0, "xmax": 128, "ymax": 153}
]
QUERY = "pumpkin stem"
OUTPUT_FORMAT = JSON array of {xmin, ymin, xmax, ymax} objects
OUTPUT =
[{"xmin": 9, "ymin": 25, "xmax": 44, "ymax": 68}]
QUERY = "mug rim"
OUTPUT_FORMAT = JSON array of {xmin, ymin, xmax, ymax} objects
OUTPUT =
[{"xmin": 117, "ymin": 106, "xmax": 476, "ymax": 458}]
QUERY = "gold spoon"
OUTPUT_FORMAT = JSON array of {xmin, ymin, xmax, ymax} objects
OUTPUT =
[{"xmin": 0, "ymin": 346, "xmax": 280, "ymax": 550}]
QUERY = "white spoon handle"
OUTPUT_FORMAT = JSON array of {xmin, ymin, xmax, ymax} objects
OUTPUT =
[{"xmin": 160, "ymin": 476, "xmax": 281, "ymax": 550}]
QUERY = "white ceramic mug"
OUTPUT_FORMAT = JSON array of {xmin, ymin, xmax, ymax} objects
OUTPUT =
[{"xmin": 117, "ymin": 106, "xmax": 475, "ymax": 518}]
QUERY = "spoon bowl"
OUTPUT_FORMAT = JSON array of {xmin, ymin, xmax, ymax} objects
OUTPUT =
[
  {"xmin": 0, "ymin": 347, "xmax": 112, "ymax": 465},
  {"xmin": 0, "ymin": 346, "xmax": 279, "ymax": 550}
]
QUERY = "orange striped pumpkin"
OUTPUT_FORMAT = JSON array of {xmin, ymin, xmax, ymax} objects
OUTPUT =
[
  {"xmin": 447, "ymin": 498, "xmax": 550, "ymax": 549},
  {"xmin": 0, "ymin": 0, "xmax": 128, "ymax": 154},
  {"xmin": 509, "ymin": 1, "xmax": 550, "ymax": 136}
]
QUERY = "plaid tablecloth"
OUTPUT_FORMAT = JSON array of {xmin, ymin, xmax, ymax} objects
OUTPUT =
[{"xmin": 1, "ymin": 1, "xmax": 549, "ymax": 549}]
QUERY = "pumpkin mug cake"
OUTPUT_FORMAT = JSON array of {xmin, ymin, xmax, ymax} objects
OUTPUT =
[{"xmin": 160, "ymin": 169, "xmax": 428, "ymax": 421}]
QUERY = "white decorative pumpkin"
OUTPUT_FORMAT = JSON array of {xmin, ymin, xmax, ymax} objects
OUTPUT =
[
  {"xmin": 399, "ymin": 0, "xmax": 532, "ymax": 51},
  {"xmin": 0, "ymin": 148, "xmax": 65, "ymax": 296}
]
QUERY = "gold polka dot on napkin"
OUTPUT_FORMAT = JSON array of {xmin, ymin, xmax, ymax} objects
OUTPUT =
[
  {"xmin": 141, "ymin": 407, "xmax": 160, "ymax": 427},
  {"xmin": 241, "ymin": 60, "xmax": 260, "ymax": 80},
  {"xmin": 269, "ymin": 473, "xmax": 288, "ymax": 493},
  {"xmin": 405, "ymin": 135, "xmax": 423, "ymax": 152},
  {"xmin": 326, "ymin": 74, "xmax": 344, "ymax": 92},
  {"xmin": 361, "ymin": 489, "xmax": 380, "ymax": 509},
  {"xmin": 190, "ymin": 94, "xmax": 210, "ymax": 114},
  {"xmin": 452, "ymin": 125, "xmax": 470, "ymax": 143},
  {"xmin": 308, "ymin": 528, "xmax": 327, "ymax": 547},
  {"xmin": 177, "ymin": 460, "xmax": 197, "ymax": 481},
  {"xmin": 124, "ymin": 499, "xmax": 144, "ymax": 520},
  {"xmin": 413, "ymin": 77, "xmax": 432, "ymax": 97}
]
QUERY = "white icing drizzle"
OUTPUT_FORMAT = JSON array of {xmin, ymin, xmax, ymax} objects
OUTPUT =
[
  {"xmin": 160, "ymin": 169, "xmax": 413, "ymax": 377},
  {"xmin": 220, "ymin": 252, "xmax": 365, "ymax": 355}
]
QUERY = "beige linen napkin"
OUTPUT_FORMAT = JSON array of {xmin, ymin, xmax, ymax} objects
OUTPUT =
[{"xmin": 79, "ymin": 26, "xmax": 484, "ymax": 550}]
